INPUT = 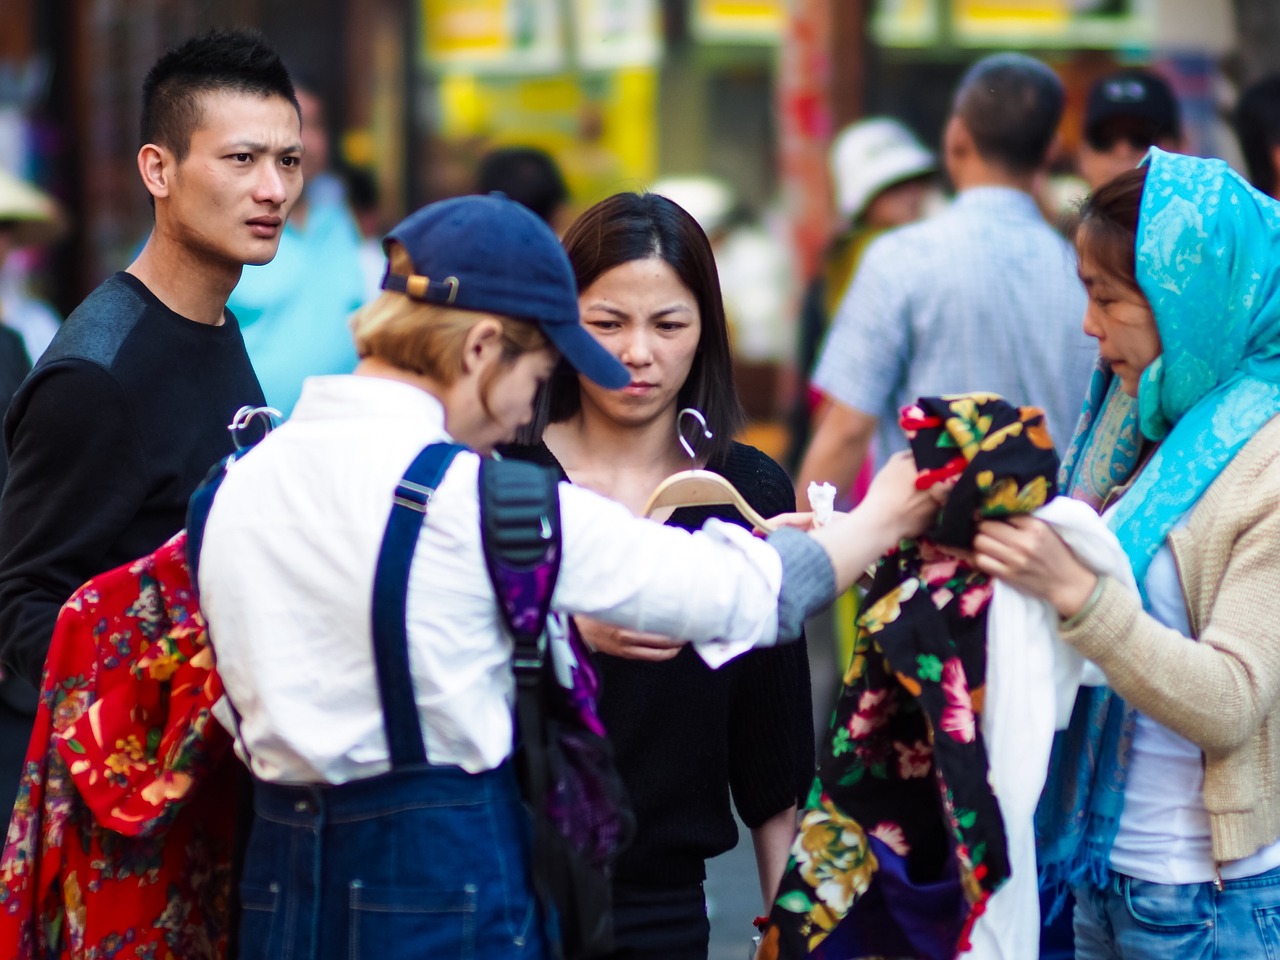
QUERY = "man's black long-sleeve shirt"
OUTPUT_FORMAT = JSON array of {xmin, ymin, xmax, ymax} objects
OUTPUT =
[{"xmin": 0, "ymin": 272, "xmax": 264, "ymax": 685}]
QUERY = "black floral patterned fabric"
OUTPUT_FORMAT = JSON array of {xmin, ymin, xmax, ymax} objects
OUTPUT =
[{"xmin": 760, "ymin": 394, "xmax": 1059, "ymax": 960}]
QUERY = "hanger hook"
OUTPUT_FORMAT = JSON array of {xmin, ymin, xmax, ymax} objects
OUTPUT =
[
  {"xmin": 677, "ymin": 407, "xmax": 713, "ymax": 461},
  {"xmin": 227, "ymin": 404, "xmax": 283, "ymax": 451}
]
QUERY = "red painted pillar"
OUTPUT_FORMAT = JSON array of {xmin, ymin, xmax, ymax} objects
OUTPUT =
[{"xmin": 777, "ymin": 0, "xmax": 836, "ymax": 287}]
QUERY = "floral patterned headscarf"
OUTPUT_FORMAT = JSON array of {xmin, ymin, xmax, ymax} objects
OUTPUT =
[{"xmin": 759, "ymin": 394, "xmax": 1058, "ymax": 960}]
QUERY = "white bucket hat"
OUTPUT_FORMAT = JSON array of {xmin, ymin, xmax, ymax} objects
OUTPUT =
[
  {"xmin": 0, "ymin": 168, "xmax": 64, "ymax": 247},
  {"xmin": 830, "ymin": 117, "xmax": 936, "ymax": 222}
]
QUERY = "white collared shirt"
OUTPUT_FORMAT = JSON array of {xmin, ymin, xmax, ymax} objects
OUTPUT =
[{"xmin": 198, "ymin": 375, "xmax": 784, "ymax": 784}]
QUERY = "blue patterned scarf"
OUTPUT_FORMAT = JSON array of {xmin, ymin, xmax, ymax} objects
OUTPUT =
[{"xmin": 1038, "ymin": 148, "xmax": 1280, "ymax": 910}]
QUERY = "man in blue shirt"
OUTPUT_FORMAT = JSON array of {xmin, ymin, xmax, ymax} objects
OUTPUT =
[{"xmin": 795, "ymin": 53, "xmax": 1094, "ymax": 502}]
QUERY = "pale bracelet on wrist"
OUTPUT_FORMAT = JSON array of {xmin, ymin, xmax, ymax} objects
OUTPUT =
[{"xmin": 1059, "ymin": 576, "xmax": 1105, "ymax": 631}]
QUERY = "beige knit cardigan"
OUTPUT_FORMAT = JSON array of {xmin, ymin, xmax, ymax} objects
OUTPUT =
[{"xmin": 1060, "ymin": 413, "xmax": 1280, "ymax": 866}]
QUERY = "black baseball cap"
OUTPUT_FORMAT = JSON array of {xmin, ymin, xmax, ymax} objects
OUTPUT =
[
  {"xmin": 1084, "ymin": 70, "xmax": 1181, "ymax": 149},
  {"xmin": 382, "ymin": 194, "xmax": 628, "ymax": 389}
]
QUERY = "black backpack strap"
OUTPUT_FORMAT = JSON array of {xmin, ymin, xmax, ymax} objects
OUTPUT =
[
  {"xmin": 482, "ymin": 459, "xmax": 626, "ymax": 958},
  {"xmin": 478, "ymin": 457, "xmax": 563, "ymax": 673},
  {"xmin": 479, "ymin": 456, "xmax": 568, "ymax": 945},
  {"xmin": 370, "ymin": 442, "xmax": 466, "ymax": 768}
]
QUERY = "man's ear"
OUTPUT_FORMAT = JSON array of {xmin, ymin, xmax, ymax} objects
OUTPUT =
[
  {"xmin": 460, "ymin": 317, "xmax": 503, "ymax": 375},
  {"xmin": 137, "ymin": 143, "xmax": 172, "ymax": 200},
  {"xmin": 1042, "ymin": 131, "xmax": 1066, "ymax": 171},
  {"xmin": 943, "ymin": 115, "xmax": 972, "ymax": 163}
]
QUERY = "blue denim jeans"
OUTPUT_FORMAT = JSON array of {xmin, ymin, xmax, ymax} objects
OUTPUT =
[
  {"xmin": 237, "ymin": 761, "xmax": 549, "ymax": 960},
  {"xmin": 1073, "ymin": 864, "xmax": 1280, "ymax": 959}
]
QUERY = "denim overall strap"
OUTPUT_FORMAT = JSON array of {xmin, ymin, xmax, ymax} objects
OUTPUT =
[{"xmin": 370, "ymin": 442, "xmax": 465, "ymax": 768}]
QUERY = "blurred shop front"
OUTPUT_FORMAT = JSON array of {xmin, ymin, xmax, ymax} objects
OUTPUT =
[{"xmin": 0, "ymin": 0, "xmax": 1246, "ymax": 458}]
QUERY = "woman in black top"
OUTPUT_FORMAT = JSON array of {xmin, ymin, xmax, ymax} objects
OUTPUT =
[{"xmin": 509, "ymin": 192, "xmax": 813, "ymax": 960}]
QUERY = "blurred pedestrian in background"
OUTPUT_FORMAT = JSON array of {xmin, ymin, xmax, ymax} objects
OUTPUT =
[
  {"xmin": 785, "ymin": 116, "xmax": 937, "ymax": 480},
  {"xmin": 227, "ymin": 75, "xmax": 366, "ymax": 418},
  {"xmin": 0, "ymin": 167, "xmax": 65, "ymax": 819},
  {"xmin": 1077, "ymin": 69, "xmax": 1182, "ymax": 191},
  {"xmin": 476, "ymin": 144, "xmax": 571, "ymax": 233},
  {"xmin": 795, "ymin": 52, "xmax": 1094, "ymax": 514},
  {"xmin": 1234, "ymin": 71, "xmax": 1280, "ymax": 201},
  {"xmin": 0, "ymin": 169, "xmax": 63, "ymax": 367},
  {"xmin": 508, "ymin": 191, "xmax": 813, "ymax": 960},
  {"xmin": 343, "ymin": 162, "xmax": 390, "ymax": 304},
  {"xmin": 782, "ymin": 116, "xmax": 938, "ymax": 744}
]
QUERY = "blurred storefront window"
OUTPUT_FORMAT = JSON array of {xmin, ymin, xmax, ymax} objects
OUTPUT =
[{"xmin": 872, "ymin": 0, "xmax": 1157, "ymax": 48}]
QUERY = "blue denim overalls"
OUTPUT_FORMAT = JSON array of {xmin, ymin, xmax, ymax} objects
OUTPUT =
[{"xmin": 228, "ymin": 444, "xmax": 551, "ymax": 960}]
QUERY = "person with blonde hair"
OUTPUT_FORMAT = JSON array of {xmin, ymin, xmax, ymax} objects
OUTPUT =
[{"xmin": 196, "ymin": 192, "xmax": 943, "ymax": 960}]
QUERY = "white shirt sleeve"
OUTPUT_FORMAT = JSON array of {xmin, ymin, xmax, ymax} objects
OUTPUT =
[{"xmin": 552, "ymin": 481, "xmax": 783, "ymax": 666}]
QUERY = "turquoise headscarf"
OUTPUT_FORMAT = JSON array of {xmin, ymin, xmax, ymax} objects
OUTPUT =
[
  {"xmin": 1109, "ymin": 148, "xmax": 1280, "ymax": 587},
  {"xmin": 1038, "ymin": 148, "xmax": 1280, "ymax": 910}
]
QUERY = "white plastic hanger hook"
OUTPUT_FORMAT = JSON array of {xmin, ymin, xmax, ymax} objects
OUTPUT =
[
  {"xmin": 227, "ymin": 404, "xmax": 283, "ymax": 451},
  {"xmin": 677, "ymin": 407, "xmax": 713, "ymax": 461}
]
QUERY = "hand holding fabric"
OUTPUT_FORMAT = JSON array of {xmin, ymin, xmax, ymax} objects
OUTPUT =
[
  {"xmin": 972, "ymin": 516, "xmax": 1098, "ymax": 619},
  {"xmin": 859, "ymin": 450, "xmax": 944, "ymax": 541}
]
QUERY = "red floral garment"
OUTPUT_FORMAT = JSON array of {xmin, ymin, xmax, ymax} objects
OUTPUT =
[{"xmin": 0, "ymin": 532, "xmax": 238, "ymax": 960}]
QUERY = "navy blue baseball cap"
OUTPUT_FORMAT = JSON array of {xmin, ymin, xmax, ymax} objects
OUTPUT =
[{"xmin": 381, "ymin": 193, "xmax": 628, "ymax": 389}]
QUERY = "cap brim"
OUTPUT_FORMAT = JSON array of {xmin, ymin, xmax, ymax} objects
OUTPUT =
[{"xmin": 542, "ymin": 321, "xmax": 630, "ymax": 389}]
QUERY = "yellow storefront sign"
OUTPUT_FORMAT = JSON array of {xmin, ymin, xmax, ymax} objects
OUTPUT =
[
  {"xmin": 955, "ymin": 0, "xmax": 1068, "ymax": 29},
  {"xmin": 873, "ymin": 0, "xmax": 1153, "ymax": 48},
  {"xmin": 692, "ymin": 0, "xmax": 784, "ymax": 42},
  {"xmin": 422, "ymin": 0, "xmax": 564, "ymax": 72},
  {"xmin": 438, "ymin": 67, "xmax": 657, "ymax": 210}
]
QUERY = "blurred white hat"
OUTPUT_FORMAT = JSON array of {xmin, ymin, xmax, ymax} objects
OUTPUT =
[
  {"xmin": 649, "ymin": 175, "xmax": 735, "ymax": 237},
  {"xmin": 0, "ymin": 168, "xmax": 64, "ymax": 247},
  {"xmin": 830, "ymin": 118, "xmax": 936, "ymax": 222}
]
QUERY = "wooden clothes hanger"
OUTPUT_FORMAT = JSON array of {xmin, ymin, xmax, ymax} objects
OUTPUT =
[{"xmin": 641, "ymin": 408, "xmax": 777, "ymax": 532}]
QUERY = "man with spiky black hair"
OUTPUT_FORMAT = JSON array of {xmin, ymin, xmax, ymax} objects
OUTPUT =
[{"xmin": 0, "ymin": 30, "xmax": 300, "ymax": 783}]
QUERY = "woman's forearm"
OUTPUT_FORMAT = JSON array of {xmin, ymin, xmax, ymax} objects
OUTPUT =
[
  {"xmin": 750, "ymin": 805, "xmax": 799, "ymax": 911},
  {"xmin": 806, "ymin": 507, "xmax": 904, "ymax": 591}
]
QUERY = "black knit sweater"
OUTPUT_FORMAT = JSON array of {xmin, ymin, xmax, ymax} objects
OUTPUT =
[
  {"xmin": 506, "ymin": 440, "xmax": 816, "ymax": 885},
  {"xmin": 0, "ymin": 273, "xmax": 265, "ymax": 685}
]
